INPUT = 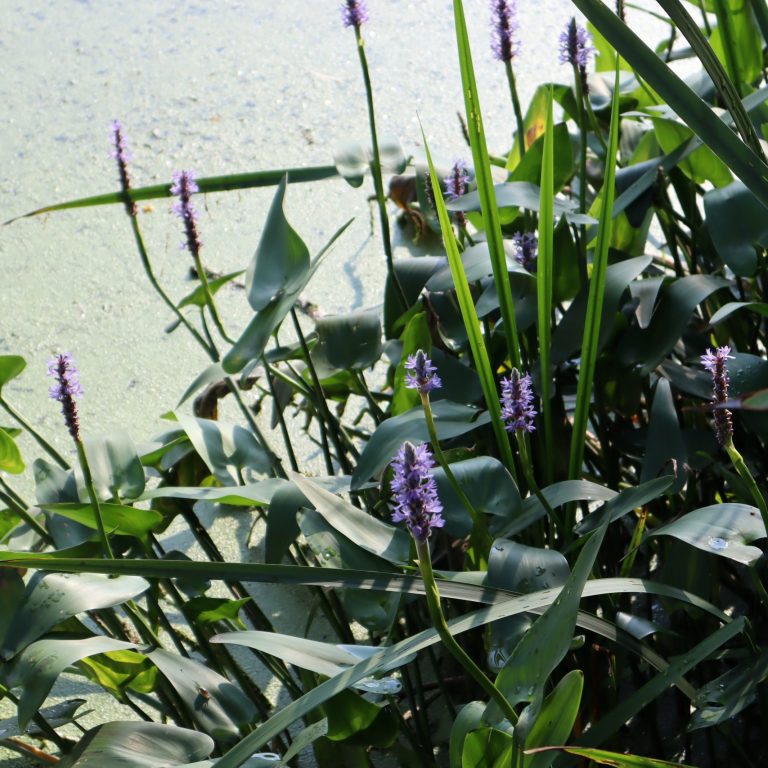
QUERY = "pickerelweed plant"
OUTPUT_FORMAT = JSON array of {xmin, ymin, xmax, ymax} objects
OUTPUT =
[{"xmin": 4, "ymin": 0, "xmax": 768, "ymax": 765}]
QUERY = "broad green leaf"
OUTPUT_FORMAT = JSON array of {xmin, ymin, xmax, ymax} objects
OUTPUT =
[
  {"xmin": 461, "ymin": 727, "xmax": 514, "ymax": 767},
  {"xmin": 652, "ymin": 117, "xmax": 732, "ymax": 186},
  {"xmin": 391, "ymin": 312, "xmax": 432, "ymax": 416},
  {"xmin": 351, "ymin": 400, "xmax": 492, "ymax": 490},
  {"xmin": 5, "ymin": 635, "xmax": 136, "ymax": 730},
  {"xmin": 709, "ymin": 300, "xmax": 768, "ymax": 325},
  {"xmin": 498, "ymin": 479, "xmax": 617, "ymax": 538},
  {"xmin": 223, "ymin": 215, "xmax": 351, "ymax": 374},
  {"xmin": 176, "ymin": 363, "xmax": 227, "ymax": 407},
  {"xmin": 39, "ymin": 501, "xmax": 163, "ymax": 538},
  {"xmin": 0, "ymin": 569, "xmax": 25, "ymax": 645},
  {"xmin": 264, "ymin": 483, "xmax": 305, "ymax": 564},
  {"xmin": 140, "ymin": 480, "xmax": 284, "ymax": 507},
  {"xmin": 311, "ymin": 309, "xmax": 383, "ymax": 375},
  {"xmin": 630, "ymin": 276, "xmax": 664, "ymax": 329},
  {"xmin": 522, "ymin": 670, "xmax": 583, "ymax": 768},
  {"xmin": 182, "ymin": 596, "xmax": 251, "ymax": 628},
  {"xmin": 1, "ymin": 572, "xmax": 149, "ymax": 660},
  {"xmin": 0, "ymin": 355, "xmax": 26, "ymax": 391},
  {"xmin": 509, "ymin": 122, "xmax": 574, "ymax": 193},
  {"xmin": 650, "ymin": 502, "xmax": 766, "ymax": 565},
  {"xmin": 78, "ymin": 649, "xmax": 158, "ymax": 699},
  {"xmin": 176, "ymin": 414, "xmax": 271, "ymax": 483},
  {"xmin": 323, "ymin": 688, "xmax": 396, "ymax": 746},
  {"xmin": 80, "ymin": 430, "xmax": 145, "ymax": 501},
  {"xmin": 56, "ymin": 721, "xmax": 213, "ymax": 768},
  {"xmin": 690, "ymin": 648, "xmax": 768, "ymax": 730},
  {"xmin": 178, "ymin": 270, "xmax": 244, "ymax": 309},
  {"xmin": 298, "ymin": 508, "xmax": 401, "ymax": 632},
  {"xmin": 148, "ymin": 647, "xmax": 257, "ymax": 740},
  {"xmin": 640, "ymin": 379, "xmax": 687, "ymax": 494},
  {"xmin": 485, "ymin": 503, "xmax": 613, "ymax": 724},
  {"xmin": 575, "ymin": 476, "xmax": 674, "ymax": 536},
  {"xmin": 450, "ymin": 702, "xmax": 486, "ymax": 768},
  {"xmin": 289, "ymin": 472, "xmax": 409, "ymax": 564},
  {"xmin": 245, "ymin": 177, "xmax": 308, "ymax": 312},
  {"xmin": 709, "ymin": 0, "xmax": 763, "ymax": 87},
  {"xmin": 0, "ymin": 426, "xmax": 24, "ymax": 474},
  {"xmin": 551, "ymin": 255, "xmax": 651, "ymax": 365},
  {"xmin": 619, "ymin": 274, "xmax": 729, "ymax": 372},
  {"xmin": 705, "ymin": 181, "xmax": 767, "ymax": 276},
  {"xmin": 433, "ymin": 457, "xmax": 521, "ymax": 538}
]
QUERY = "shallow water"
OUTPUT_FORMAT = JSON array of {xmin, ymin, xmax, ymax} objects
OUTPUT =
[{"xmin": 0, "ymin": 1, "xmax": 670, "ymax": 764}]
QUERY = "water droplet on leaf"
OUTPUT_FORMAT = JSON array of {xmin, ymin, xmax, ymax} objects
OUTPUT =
[{"xmin": 708, "ymin": 536, "xmax": 728, "ymax": 551}]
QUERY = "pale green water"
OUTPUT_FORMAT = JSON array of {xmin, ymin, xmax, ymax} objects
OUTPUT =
[{"xmin": 0, "ymin": 1, "xmax": 669, "ymax": 764}]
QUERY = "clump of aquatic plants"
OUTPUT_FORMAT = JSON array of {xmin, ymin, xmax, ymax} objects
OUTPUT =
[{"xmin": 3, "ymin": 0, "xmax": 768, "ymax": 766}]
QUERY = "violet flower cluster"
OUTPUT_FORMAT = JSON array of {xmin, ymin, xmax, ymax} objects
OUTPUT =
[
  {"xmin": 701, "ymin": 345, "xmax": 735, "ymax": 445},
  {"xmin": 444, "ymin": 160, "xmax": 470, "ymax": 228},
  {"xmin": 490, "ymin": 0, "xmax": 519, "ymax": 62},
  {"xmin": 513, "ymin": 232, "xmax": 538, "ymax": 272},
  {"xmin": 341, "ymin": 0, "xmax": 368, "ymax": 28},
  {"xmin": 47, "ymin": 353, "xmax": 83, "ymax": 442},
  {"xmin": 390, "ymin": 442, "xmax": 445, "ymax": 543},
  {"xmin": 110, "ymin": 120, "xmax": 136, "ymax": 216},
  {"xmin": 405, "ymin": 350, "xmax": 442, "ymax": 395},
  {"xmin": 559, "ymin": 18, "xmax": 594, "ymax": 91},
  {"xmin": 501, "ymin": 368, "xmax": 536, "ymax": 433},
  {"xmin": 171, "ymin": 170, "xmax": 203, "ymax": 256}
]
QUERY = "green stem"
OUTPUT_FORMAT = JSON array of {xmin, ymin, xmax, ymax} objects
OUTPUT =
[
  {"xmin": 353, "ymin": 25, "xmax": 408, "ymax": 312},
  {"xmin": 0, "ymin": 397, "xmax": 70, "ymax": 469},
  {"xmin": 75, "ymin": 440, "xmax": 114, "ymax": 559},
  {"xmin": 416, "ymin": 538, "xmax": 518, "ymax": 726},
  {"xmin": 725, "ymin": 440, "xmax": 768, "ymax": 535},
  {"xmin": 263, "ymin": 358, "xmax": 300, "ymax": 473},
  {"xmin": 421, "ymin": 393, "xmax": 485, "ymax": 537},
  {"xmin": 515, "ymin": 432, "xmax": 562, "ymax": 533},
  {"xmin": 0, "ymin": 482, "xmax": 53, "ymax": 544},
  {"xmin": 356, "ymin": 370, "xmax": 385, "ymax": 424},
  {"xmin": 192, "ymin": 250, "xmax": 234, "ymax": 344},
  {"xmin": 504, "ymin": 60, "xmax": 527, "ymax": 161}
]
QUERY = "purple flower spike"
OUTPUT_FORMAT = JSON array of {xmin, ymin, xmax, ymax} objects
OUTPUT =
[
  {"xmin": 405, "ymin": 350, "xmax": 442, "ymax": 395},
  {"xmin": 390, "ymin": 442, "xmax": 445, "ymax": 543},
  {"xmin": 490, "ymin": 1, "xmax": 519, "ymax": 62},
  {"xmin": 110, "ymin": 120, "xmax": 136, "ymax": 216},
  {"xmin": 513, "ymin": 232, "xmax": 538, "ymax": 272},
  {"xmin": 47, "ymin": 353, "xmax": 83, "ymax": 442},
  {"xmin": 501, "ymin": 368, "xmax": 537, "ymax": 433},
  {"xmin": 341, "ymin": 0, "xmax": 369, "ymax": 28},
  {"xmin": 171, "ymin": 170, "xmax": 203, "ymax": 256},
  {"xmin": 701, "ymin": 345, "xmax": 735, "ymax": 445},
  {"xmin": 443, "ymin": 159, "xmax": 470, "ymax": 202},
  {"xmin": 559, "ymin": 18, "xmax": 594, "ymax": 69}
]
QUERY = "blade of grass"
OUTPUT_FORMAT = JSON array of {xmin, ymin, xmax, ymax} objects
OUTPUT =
[
  {"xmin": 538, "ymin": 87, "xmax": 555, "ymax": 485},
  {"xmin": 655, "ymin": 0, "xmax": 763, "ymax": 157},
  {"xmin": 453, "ymin": 0, "xmax": 522, "ymax": 369},
  {"xmin": 422, "ymin": 128, "xmax": 517, "ymax": 482},
  {"xmin": 570, "ymin": 0, "xmax": 768, "ymax": 209},
  {"xmin": 567, "ymin": 67, "xmax": 621, "ymax": 485},
  {"xmin": 3, "ymin": 165, "xmax": 339, "ymax": 224}
]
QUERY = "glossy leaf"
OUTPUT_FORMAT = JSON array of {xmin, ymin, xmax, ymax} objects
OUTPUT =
[
  {"xmin": 525, "ymin": 746, "xmax": 696, "ymax": 767},
  {"xmin": 39, "ymin": 500, "xmax": 163, "ymax": 538},
  {"xmin": 178, "ymin": 270, "xmax": 245, "ymax": 309},
  {"xmin": 1, "ymin": 571, "xmax": 149, "ymax": 660},
  {"xmin": 522, "ymin": 670, "xmax": 583, "ymax": 768},
  {"xmin": 0, "ymin": 355, "xmax": 26, "ymax": 391},
  {"xmin": 433, "ymin": 457, "xmax": 521, "ymax": 537},
  {"xmin": 176, "ymin": 414, "xmax": 271, "ymax": 483},
  {"xmin": 449, "ymin": 702, "xmax": 486, "ymax": 768},
  {"xmin": 640, "ymin": 379, "xmax": 687, "ymax": 494},
  {"xmin": 323, "ymin": 688, "xmax": 396, "ymax": 746},
  {"xmin": 5, "ymin": 635, "xmax": 137, "ymax": 730},
  {"xmin": 351, "ymin": 400, "xmax": 491, "ymax": 490},
  {"xmin": 311, "ymin": 309, "xmax": 383, "ymax": 375},
  {"xmin": 0, "ymin": 426, "xmax": 24, "ymax": 474},
  {"xmin": 182, "ymin": 596, "xmax": 251, "ymax": 628},
  {"xmin": 461, "ymin": 727, "xmax": 513, "ymax": 767},
  {"xmin": 80, "ymin": 430, "xmax": 145, "ymax": 501},
  {"xmin": 289, "ymin": 472, "xmax": 409, "ymax": 564},
  {"xmin": 56, "ymin": 721, "xmax": 213, "ymax": 768},
  {"xmin": 78, "ymin": 649, "xmax": 158, "ymax": 700},
  {"xmin": 650, "ymin": 503, "xmax": 766, "ymax": 565},
  {"xmin": 704, "ymin": 181, "xmax": 767, "ymax": 276},
  {"xmin": 148, "ymin": 647, "xmax": 257, "ymax": 741}
]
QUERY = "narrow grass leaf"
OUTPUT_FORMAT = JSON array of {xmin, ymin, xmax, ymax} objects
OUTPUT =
[
  {"xmin": 453, "ymin": 0, "xmax": 521, "ymax": 368},
  {"xmin": 568, "ymin": 66, "xmax": 621, "ymax": 482}
]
